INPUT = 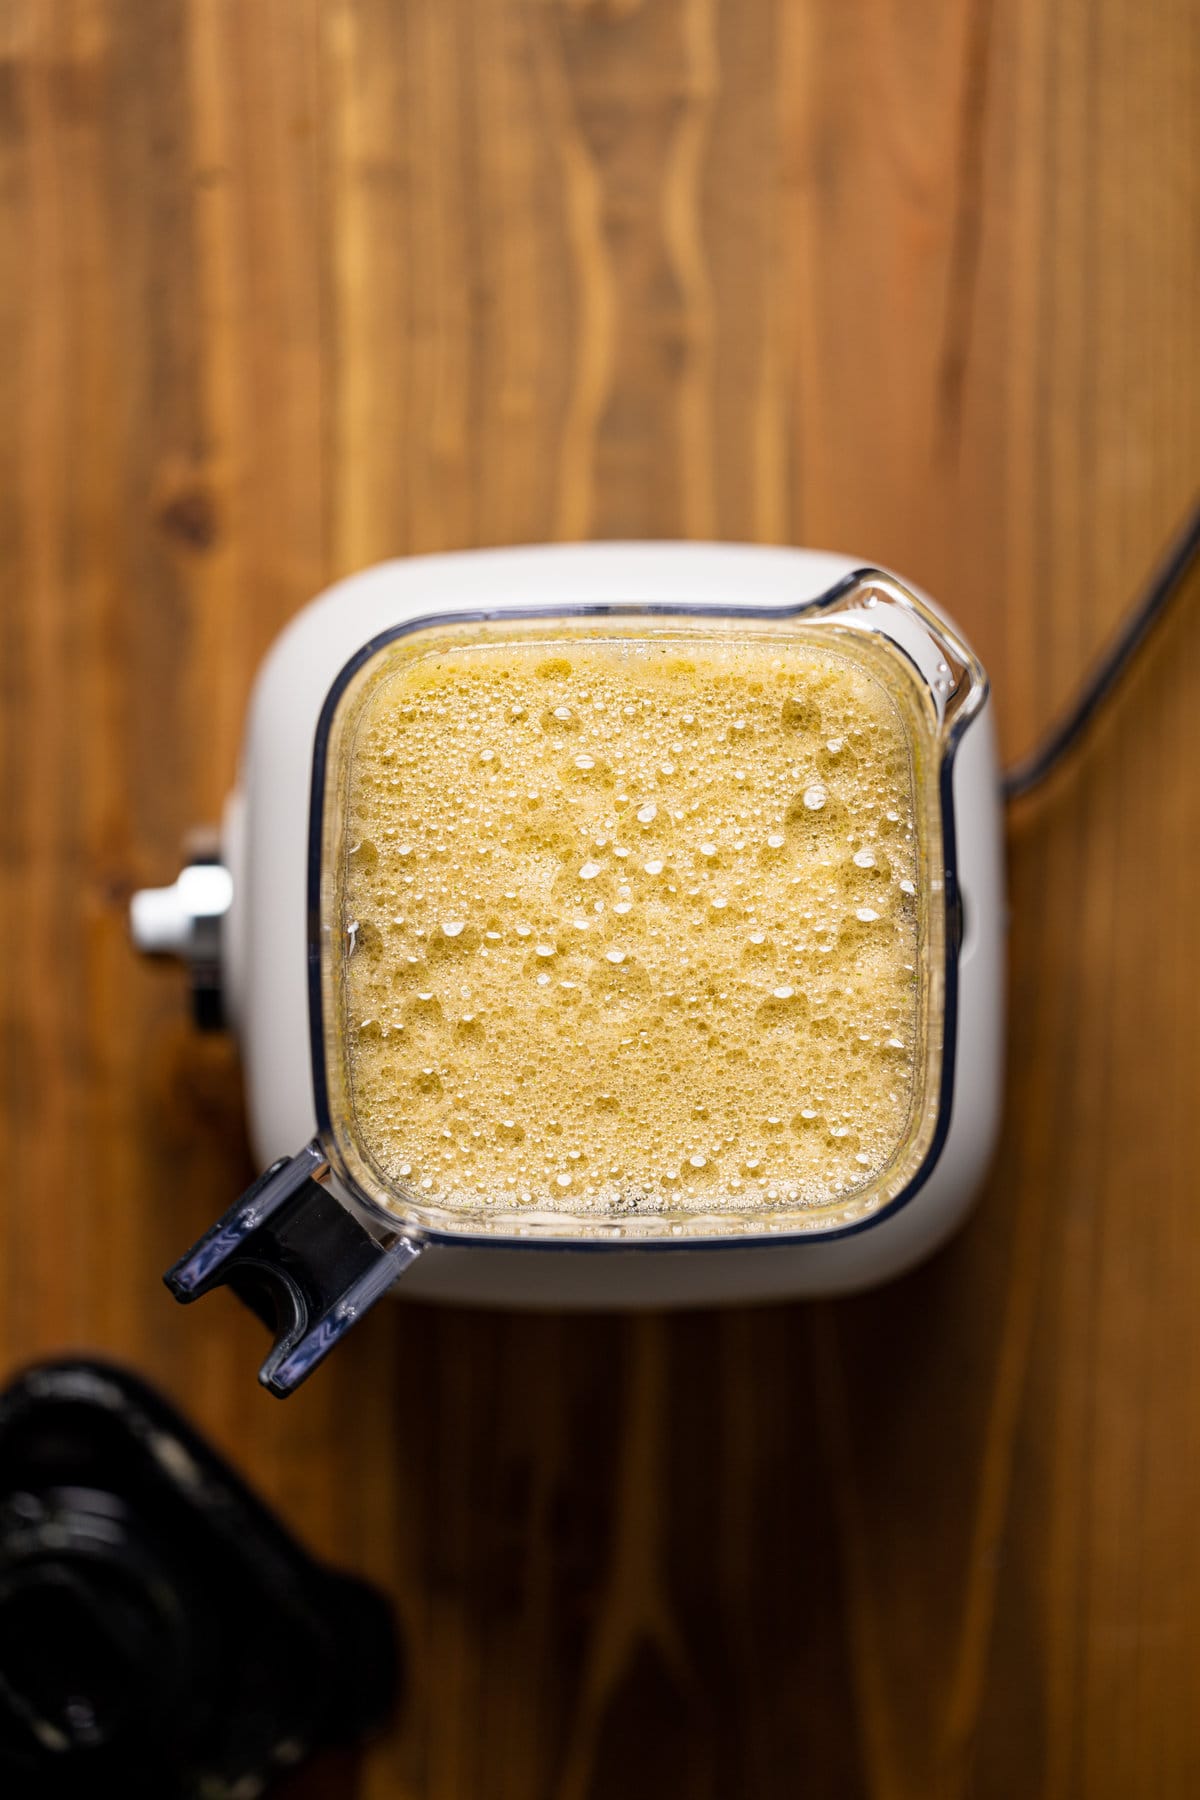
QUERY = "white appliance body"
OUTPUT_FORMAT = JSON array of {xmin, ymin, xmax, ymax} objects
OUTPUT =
[{"xmin": 217, "ymin": 543, "xmax": 1004, "ymax": 1308}]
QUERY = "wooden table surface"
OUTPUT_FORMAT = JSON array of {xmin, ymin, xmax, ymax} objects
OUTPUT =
[{"xmin": 3, "ymin": 2, "xmax": 1199, "ymax": 1794}]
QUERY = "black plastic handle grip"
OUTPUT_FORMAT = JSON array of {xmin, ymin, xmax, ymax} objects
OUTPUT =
[{"xmin": 165, "ymin": 1144, "xmax": 422, "ymax": 1396}]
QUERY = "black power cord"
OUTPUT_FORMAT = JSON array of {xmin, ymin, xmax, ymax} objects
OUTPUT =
[{"xmin": 1002, "ymin": 495, "xmax": 1200, "ymax": 804}]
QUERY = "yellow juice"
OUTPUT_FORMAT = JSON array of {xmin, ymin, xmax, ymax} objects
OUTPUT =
[{"xmin": 340, "ymin": 634, "xmax": 920, "ymax": 1217}]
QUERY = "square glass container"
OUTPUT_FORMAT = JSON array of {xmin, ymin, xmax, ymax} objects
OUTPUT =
[{"xmin": 308, "ymin": 571, "xmax": 982, "ymax": 1246}]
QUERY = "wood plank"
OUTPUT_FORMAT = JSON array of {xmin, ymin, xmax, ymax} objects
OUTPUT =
[{"xmin": 2, "ymin": 1, "xmax": 1197, "ymax": 1794}]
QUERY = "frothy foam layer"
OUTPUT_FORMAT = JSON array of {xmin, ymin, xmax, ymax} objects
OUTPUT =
[{"xmin": 339, "ymin": 634, "xmax": 921, "ymax": 1219}]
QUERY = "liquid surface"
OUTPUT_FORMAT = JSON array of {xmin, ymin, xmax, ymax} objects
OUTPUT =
[{"xmin": 339, "ymin": 634, "xmax": 922, "ymax": 1219}]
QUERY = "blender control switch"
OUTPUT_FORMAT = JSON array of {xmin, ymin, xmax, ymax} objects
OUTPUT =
[
  {"xmin": 129, "ymin": 864, "xmax": 233, "ymax": 955},
  {"xmin": 130, "ymin": 857, "xmax": 232, "ymax": 1029}
]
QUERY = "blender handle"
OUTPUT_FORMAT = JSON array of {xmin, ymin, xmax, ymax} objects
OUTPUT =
[{"xmin": 164, "ymin": 1142, "xmax": 423, "ymax": 1397}]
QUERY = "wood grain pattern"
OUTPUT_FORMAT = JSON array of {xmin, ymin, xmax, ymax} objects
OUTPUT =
[{"xmin": 2, "ymin": 1, "xmax": 1199, "ymax": 1794}]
